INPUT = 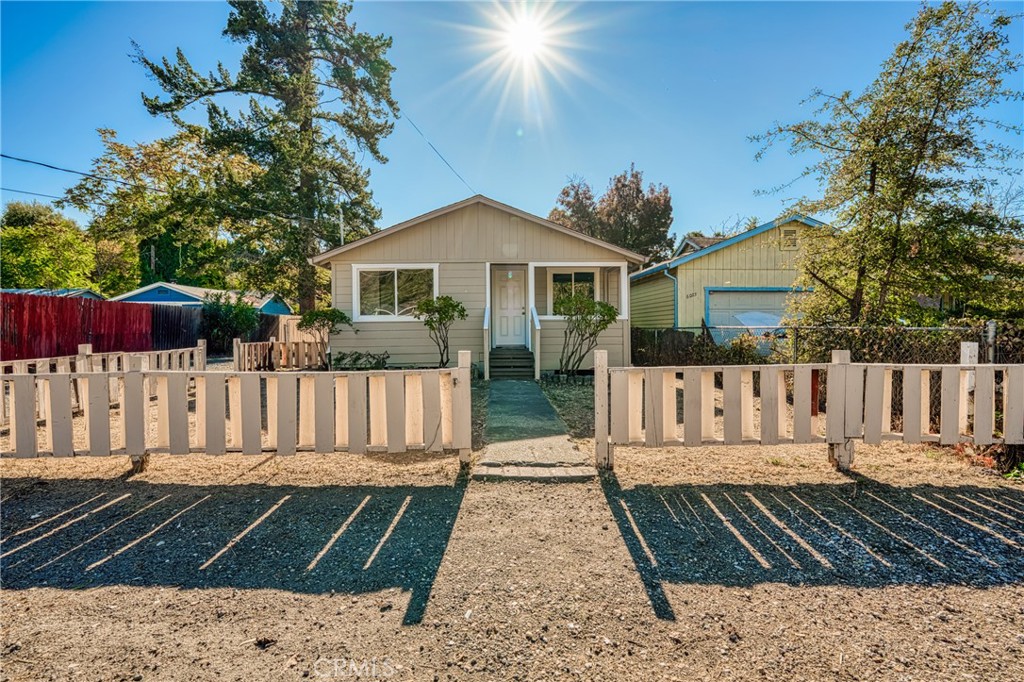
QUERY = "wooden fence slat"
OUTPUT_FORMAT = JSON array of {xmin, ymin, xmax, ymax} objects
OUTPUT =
[
  {"xmin": 368, "ymin": 376, "xmax": 387, "ymax": 447},
  {"xmin": 627, "ymin": 371, "xmax": 643, "ymax": 443},
  {"xmin": 154, "ymin": 376, "xmax": 170, "ymax": 448},
  {"xmin": 240, "ymin": 374, "xmax": 262, "ymax": 455},
  {"xmin": 453, "ymin": 351, "xmax": 472, "ymax": 459},
  {"xmin": 405, "ymin": 373, "xmax": 424, "ymax": 448},
  {"xmin": 166, "ymin": 373, "xmax": 189, "ymax": 455},
  {"xmin": 939, "ymin": 366, "xmax": 961, "ymax": 445},
  {"xmin": 275, "ymin": 374, "xmax": 297, "ymax": 456},
  {"xmin": 386, "ymin": 372, "xmax": 407, "ymax": 454},
  {"xmin": 47, "ymin": 375, "xmax": 74, "ymax": 456},
  {"xmin": 760, "ymin": 367, "xmax": 780, "ymax": 445},
  {"xmin": 299, "ymin": 376, "xmax": 316, "ymax": 447},
  {"xmin": 741, "ymin": 369, "xmax": 755, "ymax": 440},
  {"xmin": 610, "ymin": 371, "xmax": 629, "ymax": 445},
  {"xmin": 228, "ymin": 377, "xmax": 242, "ymax": 448},
  {"xmin": 122, "ymin": 371, "xmax": 146, "ymax": 456},
  {"xmin": 595, "ymin": 351, "xmax": 610, "ymax": 467},
  {"xmin": 881, "ymin": 369, "xmax": 893, "ymax": 434},
  {"xmin": 335, "ymin": 376, "xmax": 350, "ymax": 449},
  {"xmin": 682, "ymin": 368, "xmax": 702, "ymax": 446},
  {"xmin": 422, "ymin": 372, "xmax": 442, "ymax": 452},
  {"xmin": 723, "ymin": 367, "xmax": 742, "ymax": 445},
  {"xmin": 314, "ymin": 374, "xmax": 334, "ymax": 453},
  {"xmin": 793, "ymin": 365, "xmax": 813, "ymax": 443},
  {"xmin": 11, "ymin": 376, "xmax": 38, "ymax": 457},
  {"xmin": 266, "ymin": 377, "xmax": 278, "ymax": 446},
  {"xmin": 204, "ymin": 374, "xmax": 227, "ymax": 455},
  {"xmin": 440, "ymin": 372, "xmax": 454, "ymax": 448},
  {"xmin": 844, "ymin": 365, "xmax": 864, "ymax": 439},
  {"xmin": 347, "ymin": 373, "xmax": 368, "ymax": 454},
  {"xmin": 644, "ymin": 368, "xmax": 663, "ymax": 447},
  {"xmin": 661, "ymin": 369, "xmax": 677, "ymax": 444},
  {"xmin": 85, "ymin": 376, "xmax": 111, "ymax": 456},
  {"xmin": 973, "ymin": 365, "xmax": 995, "ymax": 445},
  {"xmin": 1005, "ymin": 366, "xmax": 1024, "ymax": 444},
  {"xmin": 863, "ymin": 365, "xmax": 885, "ymax": 445},
  {"xmin": 701, "ymin": 370, "xmax": 715, "ymax": 439},
  {"xmin": 902, "ymin": 367, "xmax": 923, "ymax": 443}
]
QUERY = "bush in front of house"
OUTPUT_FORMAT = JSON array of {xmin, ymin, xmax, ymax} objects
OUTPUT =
[
  {"xmin": 414, "ymin": 295, "xmax": 468, "ymax": 368},
  {"xmin": 559, "ymin": 292, "xmax": 619, "ymax": 375},
  {"xmin": 199, "ymin": 292, "xmax": 260, "ymax": 354},
  {"xmin": 298, "ymin": 307, "xmax": 355, "ymax": 368},
  {"xmin": 331, "ymin": 350, "xmax": 389, "ymax": 370}
]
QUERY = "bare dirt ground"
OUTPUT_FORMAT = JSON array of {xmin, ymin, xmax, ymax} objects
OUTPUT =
[{"xmin": 2, "ymin": 440, "xmax": 1023, "ymax": 681}]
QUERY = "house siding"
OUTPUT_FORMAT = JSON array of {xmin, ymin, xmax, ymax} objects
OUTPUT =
[
  {"xmin": 324, "ymin": 202, "xmax": 633, "ymax": 370},
  {"xmin": 630, "ymin": 220, "xmax": 809, "ymax": 329}
]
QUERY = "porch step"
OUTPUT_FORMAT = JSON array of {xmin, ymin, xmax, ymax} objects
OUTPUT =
[
  {"xmin": 471, "ymin": 464, "xmax": 596, "ymax": 482},
  {"xmin": 489, "ymin": 346, "xmax": 534, "ymax": 379}
]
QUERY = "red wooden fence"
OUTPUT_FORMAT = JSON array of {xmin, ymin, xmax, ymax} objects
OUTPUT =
[{"xmin": 1, "ymin": 293, "xmax": 152, "ymax": 361}]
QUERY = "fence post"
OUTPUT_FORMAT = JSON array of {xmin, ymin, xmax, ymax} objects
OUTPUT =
[
  {"xmin": 826, "ymin": 349, "xmax": 854, "ymax": 471},
  {"xmin": 960, "ymin": 341, "xmax": 978, "ymax": 432},
  {"xmin": 985, "ymin": 320, "xmax": 996, "ymax": 363},
  {"xmin": 453, "ymin": 350, "xmax": 472, "ymax": 465},
  {"xmin": 594, "ymin": 350, "xmax": 611, "ymax": 469},
  {"xmin": 232, "ymin": 338, "xmax": 241, "ymax": 371},
  {"xmin": 197, "ymin": 339, "xmax": 207, "ymax": 370}
]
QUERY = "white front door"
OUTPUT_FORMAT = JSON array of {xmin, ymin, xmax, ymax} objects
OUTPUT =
[{"xmin": 493, "ymin": 268, "xmax": 526, "ymax": 346}]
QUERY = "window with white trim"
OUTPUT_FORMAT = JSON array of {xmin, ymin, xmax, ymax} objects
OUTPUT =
[
  {"xmin": 549, "ymin": 269, "xmax": 597, "ymax": 315},
  {"xmin": 355, "ymin": 266, "xmax": 436, "ymax": 319}
]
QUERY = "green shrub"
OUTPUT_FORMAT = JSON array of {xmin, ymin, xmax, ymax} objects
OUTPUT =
[
  {"xmin": 298, "ymin": 308, "xmax": 354, "ymax": 368},
  {"xmin": 559, "ymin": 293, "xmax": 619, "ymax": 375},
  {"xmin": 331, "ymin": 350, "xmax": 389, "ymax": 371},
  {"xmin": 199, "ymin": 292, "xmax": 259, "ymax": 354},
  {"xmin": 414, "ymin": 295, "xmax": 468, "ymax": 368}
]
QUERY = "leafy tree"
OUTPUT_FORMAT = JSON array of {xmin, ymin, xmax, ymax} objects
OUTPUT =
[
  {"xmin": 133, "ymin": 0, "xmax": 398, "ymax": 312},
  {"xmin": 558, "ymin": 293, "xmax": 619, "ymax": 375},
  {"xmin": 62, "ymin": 129, "xmax": 252, "ymax": 296},
  {"xmin": 297, "ymin": 307, "xmax": 354, "ymax": 368},
  {"xmin": 549, "ymin": 165, "xmax": 675, "ymax": 262},
  {"xmin": 414, "ymin": 295, "xmax": 467, "ymax": 368},
  {"xmin": 753, "ymin": 1, "xmax": 1023, "ymax": 325},
  {"xmin": 548, "ymin": 175, "xmax": 601, "ymax": 238},
  {"xmin": 0, "ymin": 202, "xmax": 95, "ymax": 290},
  {"xmin": 199, "ymin": 292, "xmax": 260, "ymax": 354}
]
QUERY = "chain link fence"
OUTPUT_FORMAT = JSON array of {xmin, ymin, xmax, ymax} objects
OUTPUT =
[{"xmin": 630, "ymin": 323, "xmax": 1017, "ymax": 367}]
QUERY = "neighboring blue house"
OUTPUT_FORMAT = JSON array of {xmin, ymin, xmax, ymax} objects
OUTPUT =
[
  {"xmin": 111, "ymin": 281, "xmax": 292, "ymax": 314},
  {"xmin": 2, "ymin": 288, "xmax": 106, "ymax": 300}
]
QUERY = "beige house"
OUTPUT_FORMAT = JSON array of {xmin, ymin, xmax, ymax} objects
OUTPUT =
[{"xmin": 311, "ymin": 195, "xmax": 646, "ymax": 379}]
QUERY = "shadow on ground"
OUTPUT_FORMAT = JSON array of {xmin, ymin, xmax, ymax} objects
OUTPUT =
[
  {"xmin": 600, "ymin": 473, "xmax": 1024, "ymax": 621},
  {"xmin": 0, "ymin": 473, "xmax": 467, "ymax": 625}
]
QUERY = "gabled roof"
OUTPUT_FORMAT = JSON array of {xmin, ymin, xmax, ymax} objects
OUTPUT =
[
  {"xmin": 310, "ymin": 194, "xmax": 647, "ymax": 266},
  {"xmin": 673, "ymin": 234, "xmax": 724, "ymax": 257},
  {"xmin": 632, "ymin": 213, "xmax": 826, "ymax": 282},
  {"xmin": 111, "ymin": 281, "xmax": 287, "ymax": 310}
]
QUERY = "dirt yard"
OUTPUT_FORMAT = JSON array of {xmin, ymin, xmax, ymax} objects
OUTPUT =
[{"xmin": 2, "ymin": 440, "xmax": 1023, "ymax": 681}]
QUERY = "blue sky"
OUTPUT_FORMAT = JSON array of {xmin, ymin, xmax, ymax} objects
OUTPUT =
[{"xmin": 2, "ymin": 1, "xmax": 1021, "ymax": 239}]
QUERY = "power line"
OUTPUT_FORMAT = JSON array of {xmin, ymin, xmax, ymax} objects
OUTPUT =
[
  {"xmin": 0, "ymin": 152, "xmax": 317, "ymax": 224},
  {"xmin": 403, "ymin": 114, "xmax": 476, "ymax": 195}
]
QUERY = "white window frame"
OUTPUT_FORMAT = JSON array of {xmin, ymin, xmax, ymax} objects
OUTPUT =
[
  {"xmin": 351, "ymin": 263, "xmax": 440, "ymax": 322},
  {"xmin": 531, "ymin": 261, "xmax": 629, "ymax": 321},
  {"xmin": 546, "ymin": 267, "xmax": 601, "ymax": 316}
]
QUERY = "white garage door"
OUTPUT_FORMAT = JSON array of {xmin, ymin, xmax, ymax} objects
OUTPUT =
[{"xmin": 706, "ymin": 289, "xmax": 792, "ymax": 329}]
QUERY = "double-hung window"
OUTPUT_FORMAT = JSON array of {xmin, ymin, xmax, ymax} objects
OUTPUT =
[{"xmin": 354, "ymin": 265, "xmax": 437, "ymax": 320}]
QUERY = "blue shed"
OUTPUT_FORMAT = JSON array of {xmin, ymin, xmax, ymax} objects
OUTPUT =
[{"xmin": 111, "ymin": 282, "xmax": 292, "ymax": 314}]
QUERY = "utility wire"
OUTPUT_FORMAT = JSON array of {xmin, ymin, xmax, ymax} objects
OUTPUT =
[
  {"xmin": 0, "ymin": 152, "xmax": 316, "ymax": 224},
  {"xmin": 403, "ymin": 114, "xmax": 476, "ymax": 195}
]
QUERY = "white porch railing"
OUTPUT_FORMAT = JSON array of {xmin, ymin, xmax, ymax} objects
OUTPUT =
[
  {"xmin": 2, "ymin": 351, "xmax": 472, "ymax": 462},
  {"xmin": 530, "ymin": 306, "xmax": 541, "ymax": 381},
  {"xmin": 594, "ymin": 348, "xmax": 1024, "ymax": 470}
]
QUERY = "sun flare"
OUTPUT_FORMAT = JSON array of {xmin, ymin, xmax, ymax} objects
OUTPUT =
[{"xmin": 502, "ymin": 12, "xmax": 547, "ymax": 62}]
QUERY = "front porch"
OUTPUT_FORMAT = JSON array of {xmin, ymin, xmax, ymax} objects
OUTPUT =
[{"xmin": 482, "ymin": 260, "xmax": 631, "ymax": 380}]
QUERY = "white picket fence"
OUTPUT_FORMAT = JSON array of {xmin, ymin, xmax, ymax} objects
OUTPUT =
[
  {"xmin": 0, "ymin": 342, "xmax": 207, "ymax": 427},
  {"xmin": 2, "ymin": 351, "xmax": 472, "ymax": 462},
  {"xmin": 233, "ymin": 339, "xmax": 325, "ymax": 371},
  {"xmin": 594, "ymin": 349, "xmax": 1024, "ymax": 470}
]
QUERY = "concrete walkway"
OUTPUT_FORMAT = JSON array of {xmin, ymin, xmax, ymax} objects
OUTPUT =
[{"xmin": 474, "ymin": 381, "xmax": 595, "ymax": 482}]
